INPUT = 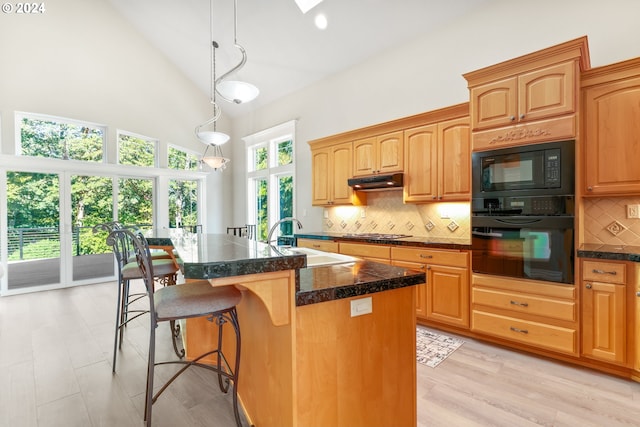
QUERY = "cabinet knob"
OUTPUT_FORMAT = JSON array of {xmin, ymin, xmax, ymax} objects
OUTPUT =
[
  {"xmin": 520, "ymin": 114, "xmax": 525, "ymax": 120},
  {"xmin": 586, "ymin": 283, "xmax": 592, "ymax": 289},
  {"xmin": 636, "ymin": 291, "xmax": 640, "ymax": 297},
  {"xmin": 509, "ymin": 116, "xmax": 516, "ymax": 121},
  {"xmin": 432, "ymin": 196, "xmax": 437, "ymax": 200},
  {"xmin": 587, "ymin": 186, "xmax": 593, "ymax": 191}
]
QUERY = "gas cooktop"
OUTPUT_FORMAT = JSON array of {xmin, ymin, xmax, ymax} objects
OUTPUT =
[{"xmin": 342, "ymin": 233, "xmax": 412, "ymax": 240}]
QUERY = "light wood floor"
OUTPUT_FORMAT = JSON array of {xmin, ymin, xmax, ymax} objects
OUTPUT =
[{"xmin": 1, "ymin": 281, "xmax": 639, "ymax": 427}]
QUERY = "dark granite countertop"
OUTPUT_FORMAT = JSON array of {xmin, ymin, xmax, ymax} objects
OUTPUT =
[
  {"xmin": 577, "ymin": 243, "xmax": 640, "ymax": 262},
  {"xmin": 294, "ymin": 231, "xmax": 471, "ymax": 250},
  {"xmin": 147, "ymin": 232, "xmax": 425, "ymax": 306}
]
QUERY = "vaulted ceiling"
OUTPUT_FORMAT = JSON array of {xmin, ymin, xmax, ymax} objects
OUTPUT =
[{"xmin": 107, "ymin": 0, "xmax": 495, "ymax": 117}]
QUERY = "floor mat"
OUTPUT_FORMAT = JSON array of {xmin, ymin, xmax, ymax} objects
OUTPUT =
[{"xmin": 416, "ymin": 327, "xmax": 464, "ymax": 368}]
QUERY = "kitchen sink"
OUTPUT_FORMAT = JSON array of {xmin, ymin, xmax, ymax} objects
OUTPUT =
[{"xmin": 281, "ymin": 246, "xmax": 358, "ymax": 267}]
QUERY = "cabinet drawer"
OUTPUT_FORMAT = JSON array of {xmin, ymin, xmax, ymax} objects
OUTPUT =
[
  {"xmin": 472, "ymin": 287, "xmax": 576, "ymax": 322},
  {"xmin": 391, "ymin": 247, "xmax": 468, "ymax": 267},
  {"xmin": 339, "ymin": 242, "xmax": 390, "ymax": 259},
  {"xmin": 582, "ymin": 261, "xmax": 626, "ymax": 284},
  {"xmin": 472, "ymin": 310, "xmax": 577, "ymax": 355},
  {"xmin": 297, "ymin": 238, "xmax": 339, "ymax": 253}
]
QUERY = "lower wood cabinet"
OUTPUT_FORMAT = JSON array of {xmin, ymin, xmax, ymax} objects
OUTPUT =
[
  {"xmin": 471, "ymin": 274, "xmax": 578, "ymax": 356},
  {"xmin": 296, "ymin": 238, "xmax": 339, "ymax": 253},
  {"xmin": 392, "ymin": 247, "xmax": 469, "ymax": 328},
  {"xmin": 339, "ymin": 242, "xmax": 391, "ymax": 264},
  {"xmin": 581, "ymin": 260, "xmax": 628, "ymax": 365}
]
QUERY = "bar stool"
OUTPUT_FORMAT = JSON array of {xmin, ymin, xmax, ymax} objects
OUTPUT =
[
  {"xmin": 108, "ymin": 229, "xmax": 244, "ymax": 427},
  {"xmin": 226, "ymin": 226, "xmax": 247, "ymax": 237},
  {"xmin": 96, "ymin": 222, "xmax": 183, "ymax": 372}
]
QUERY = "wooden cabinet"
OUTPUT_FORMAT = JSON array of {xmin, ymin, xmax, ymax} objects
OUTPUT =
[
  {"xmin": 581, "ymin": 260, "xmax": 627, "ymax": 365},
  {"xmin": 464, "ymin": 37, "xmax": 589, "ymax": 151},
  {"xmin": 353, "ymin": 131, "xmax": 403, "ymax": 177},
  {"xmin": 471, "ymin": 274, "xmax": 577, "ymax": 355},
  {"xmin": 392, "ymin": 247, "xmax": 469, "ymax": 328},
  {"xmin": 470, "ymin": 61, "xmax": 575, "ymax": 131},
  {"xmin": 403, "ymin": 116, "xmax": 471, "ymax": 203},
  {"xmin": 311, "ymin": 142, "xmax": 366, "ymax": 206},
  {"xmin": 582, "ymin": 57, "xmax": 640, "ymax": 196},
  {"xmin": 296, "ymin": 238, "xmax": 339, "ymax": 253},
  {"xmin": 339, "ymin": 242, "xmax": 391, "ymax": 264}
]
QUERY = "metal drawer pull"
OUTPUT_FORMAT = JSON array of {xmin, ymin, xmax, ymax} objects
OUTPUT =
[
  {"xmin": 585, "ymin": 283, "xmax": 592, "ymax": 289},
  {"xmin": 592, "ymin": 269, "xmax": 617, "ymax": 275},
  {"xmin": 510, "ymin": 326, "xmax": 528, "ymax": 334},
  {"xmin": 510, "ymin": 300, "xmax": 529, "ymax": 307},
  {"xmin": 419, "ymin": 254, "xmax": 433, "ymax": 259},
  {"xmin": 637, "ymin": 292, "xmax": 640, "ymax": 297},
  {"xmin": 313, "ymin": 244, "xmax": 321, "ymax": 248}
]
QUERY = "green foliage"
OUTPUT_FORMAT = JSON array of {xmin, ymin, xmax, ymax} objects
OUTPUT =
[
  {"xmin": 278, "ymin": 140, "xmax": 293, "ymax": 166},
  {"xmin": 7, "ymin": 172, "xmax": 59, "ymax": 228},
  {"xmin": 169, "ymin": 147, "xmax": 199, "ymax": 171},
  {"xmin": 169, "ymin": 179, "xmax": 198, "ymax": 228},
  {"xmin": 119, "ymin": 134, "xmax": 155, "ymax": 167},
  {"xmin": 20, "ymin": 117, "xmax": 103, "ymax": 161}
]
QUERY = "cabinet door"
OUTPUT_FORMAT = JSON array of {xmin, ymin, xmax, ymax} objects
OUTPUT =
[
  {"xmin": 438, "ymin": 117, "xmax": 471, "ymax": 201},
  {"xmin": 427, "ymin": 264, "xmax": 469, "ymax": 328},
  {"xmin": 470, "ymin": 77, "xmax": 517, "ymax": 131},
  {"xmin": 518, "ymin": 61, "xmax": 575, "ymax": 123},
  {"xmin": 377, "ymin": 131, "xmax": 404, "ymax": 174},
  {"xmin": 331, "ymin": 142, "xmax": 354, "ymax": 204},
  {"xmin": 583, "ymin": 76, "xmax": 640, "ymax": 195},
  {"xmin": 403, "ymin": 124, "xmax": 438, "ymax": 203},
  {"xmin": 353, "ymin": 136, "xmax": 376, "ymax": 176},
  {"xmin": 311, "ymin": 148, "xmax": 330, "ymax": 205},
  {"xmin": 582, "ymin": 280, "xmax": 626, "ymax": 365},
  {"xmin": 392, "ymin": 260, "xmax": 427, "ymax": 320}
]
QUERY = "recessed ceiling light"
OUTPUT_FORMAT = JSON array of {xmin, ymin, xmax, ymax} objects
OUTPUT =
[
  {"xmin": 294, "ymin": 0, "xmax": 323, "ymax": 14},
  {"xmin": 314, "ymin": 13, "xmax": 328, "ymax": 30}
]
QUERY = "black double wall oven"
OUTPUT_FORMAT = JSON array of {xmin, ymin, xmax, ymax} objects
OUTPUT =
[{"xmin": 471, "ymin": 140, "xmax": 575, "ymax": 285}]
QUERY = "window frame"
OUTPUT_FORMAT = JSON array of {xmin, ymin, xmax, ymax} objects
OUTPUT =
[
  {"xmin": 244, "ymin": 120, "xmax": 296, "ymax": 242},
  {"xmin": 117, "ymin": 129, "xmax": 158, "ymax": 168},
  {"xmin": 14, "ymin": 111, "xmax": 107, "ymax": 162}
]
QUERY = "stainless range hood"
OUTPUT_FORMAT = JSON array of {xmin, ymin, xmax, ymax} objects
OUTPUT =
[{"xmin": 347, "ymin": 173, "xmax": 403, "ymax": 191}]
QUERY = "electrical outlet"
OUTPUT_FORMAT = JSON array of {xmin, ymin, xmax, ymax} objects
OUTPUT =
[
  {"xmin": 350, "ymin": 297, "xmax": 372, "ymax": 317},
  {"xmin": 627, "ymin": 204, "xmax": 640, "ymax": 219}
]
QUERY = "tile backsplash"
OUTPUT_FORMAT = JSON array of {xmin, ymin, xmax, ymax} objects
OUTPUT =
[
  {"xmin": 322, "ymin": 191, "xmax": 471, "ymax": 243},
  {"xmin": 583, "ymin": 197, "xmax": 640, "ymax": 246}
]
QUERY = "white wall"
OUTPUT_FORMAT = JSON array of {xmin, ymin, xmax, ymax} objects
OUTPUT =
[
  {"xmin": 231, "ymin": 0, "xmax": 640, "ymax": 232},
  {"xmin": 0, "ymin": 0, "xmax": 232, "ymax": 232}
]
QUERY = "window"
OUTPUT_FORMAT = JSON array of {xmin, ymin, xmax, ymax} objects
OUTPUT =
[
  {"xmin": 169, "ymin": 179, "xmax": 199, "ymax": 229},
  {"xmin": 168, "ymin": 146, "xmax": 200, "ymax": 171},
  {"xmin": 245, "ymin": 121, "xmax": 296, "ymax": 242},
  {"xmin": 16, "ymin": 113, "xmax": 105, "ymax": 162},
  {"xmin": 118, "ymin": 131, "xmax": 157, "ymax": 167}
]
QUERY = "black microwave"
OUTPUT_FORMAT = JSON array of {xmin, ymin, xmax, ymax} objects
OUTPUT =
[{"xmin": 472, "ymin": 140, "xmax": 575, "ymax": 199}]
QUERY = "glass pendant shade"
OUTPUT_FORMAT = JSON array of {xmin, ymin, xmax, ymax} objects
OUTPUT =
[
  {"xmin": 197, "ymin": 130, "xmax": 230, "ymax": 145},
  {"xmin": 202, "ymin": 155, "xmax": 230, "ymax": 170},
  {"xmin": 216, "ymin": 80, "xmax": 259, "ymax": 104}
]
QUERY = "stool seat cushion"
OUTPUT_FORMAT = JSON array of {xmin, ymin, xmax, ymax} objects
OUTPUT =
[
  {"xmin": 122, "ymin": 258, "xmax": 179, "ymax": 280},
  {"xmin": 154, "ymin": 281, "xmax": 242, "ymax": 322}
]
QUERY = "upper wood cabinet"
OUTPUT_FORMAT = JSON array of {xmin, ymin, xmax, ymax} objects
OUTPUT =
[
  {"xmin": 311, "ymin": 142, "xmax": 365, "ymax": 206},
  {"xmin": 470, "ymin": 61, "xmax": 575, "ymax": 131},
  {"xmin": 353, "ymin": 131, "xmax": 403, "ymax": 176},
  {"xmin": 464, "ymin": 36, "xmax": 590, "ymax": 151},
  {"xmin": 403, "ymin": 116, "xmax": 471, "ymax": 203},
  {"xmin": 582, "ymin": 57, "xmax": 640, "ymax": 196}
]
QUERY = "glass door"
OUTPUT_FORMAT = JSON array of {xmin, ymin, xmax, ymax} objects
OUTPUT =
[
  {"xmin": 6, "ymin": 171, "xmax": 62, "ymax": 291},
  {"xmin": 70, "ymin": 174, "xmax": 115, "ymax": 283}
]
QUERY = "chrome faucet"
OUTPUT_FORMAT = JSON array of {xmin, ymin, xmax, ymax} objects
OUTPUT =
[{"xmin": 267, "ymin": 217, "xmax": 303, "ymax": 245}]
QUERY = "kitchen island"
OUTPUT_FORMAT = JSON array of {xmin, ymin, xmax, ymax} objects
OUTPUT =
[{"xmin": 150, "ymin": 232, "xmax": 425, "ymax": 427}]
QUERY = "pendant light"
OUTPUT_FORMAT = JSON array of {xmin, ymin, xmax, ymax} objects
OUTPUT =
[{"xmin": 215, "ymin": 0, "xmax": 259, "ymax": 104}]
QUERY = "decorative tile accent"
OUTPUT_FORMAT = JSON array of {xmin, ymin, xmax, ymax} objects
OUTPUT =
[
  {"xmin": 387, "ymin": 221, "xmax": 395, "ymax": 230},
  {"xmin": 606, "ymin": 220, "xmax": 626, "ymax": 236},
  {"xmin": 340, "ymin": 220, "xmax": 347, "ymax": 229},
  {"xmin": 447, "ymin": 220, "xmax": 459, "ymax": 232},
  {"xmin": 405, "ymin": 221, "xmax": 414, "ymax": 231},
  {"xmin": 425, "ymin": 220, "xmax": 435, "ymax": 231},
  {"xmin": 355, "ymin": 220, "xmax": 362, "ymax": 229},
  {"xmin": 326, "ymin": 219, "xmax": 333, "ymax": 228},
  {"xmin": 370, "ymin": 221, "xmax": 378, "ymax": 229},
  {"xmin": 584, "ymin": 197, "xmax": 640, "ymax": 245}
]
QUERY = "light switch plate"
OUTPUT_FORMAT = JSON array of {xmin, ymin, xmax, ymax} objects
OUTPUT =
[{"xmin": 350, "ymin": 297, "xmax": 372, "ymax": 317}]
